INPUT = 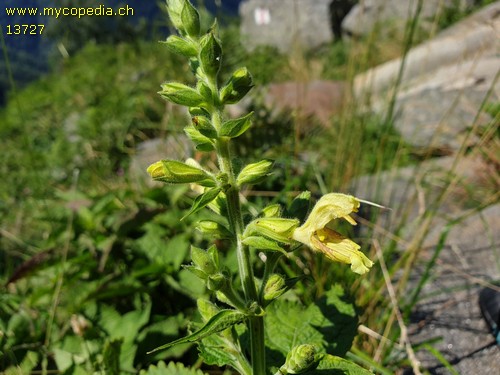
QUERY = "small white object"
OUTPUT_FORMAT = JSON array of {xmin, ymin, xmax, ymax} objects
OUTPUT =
[{"xmin": 254, "ymin": 7, "xmax": 271, "ymax": 25}]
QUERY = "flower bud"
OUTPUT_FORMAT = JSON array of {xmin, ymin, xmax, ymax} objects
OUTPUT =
[
  {"xmin": 200, "ymin": 32, "xmax": 222, "ymax": 77},
  {"xmin": 236, "ymin": 159, "xmax": 274, "ymax": 186},
  {"xmin": 191, "ymin": 245, "xmax": 218, "ymax": 276},
  {"xmin": 261, "ymin": 204, "xmax": 282, "ymax": 218},
  {"xmin": 147, "ymin": 159, "xmax": 214, "ymax": 185},
  {"xmin": 161, "ymin": 35, "xmax": 198, "ymax": 57},
  {"xmin": 263, "ymin": 274, "xmax": 286, "ymax": 301},
  {"xmin": 220, "ymin": 67, "xmax": 254, "ymax": 104},
  {"xmin": 245, "ymin": 217, "xmax": 299, "ymax": 244},
  {"xmin": 180, "ymin": 0, "xmax": 200, "ymax": 37},
  {"xmin": 197, "ymin": 220, "xmax": 233, "ymax": 239},
  {"xmin": 159, "ymin": 82, "xmax": 205, "ymax": 106},
  {"xmin": 280, "ymin": 344, "xmax": 321, "ymax": 374}
]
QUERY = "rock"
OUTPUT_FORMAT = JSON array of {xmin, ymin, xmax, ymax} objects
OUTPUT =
[
  {"xmin": 227, "ymin": 80, "xmax": 346, "ymax": 128},
  {"xmin": 239, "ymin": 0, "xmax": 343, "ymax": 53},
  {"xmin": 405, "ymin": 204, "xmax": 500, "ymax": 374},
  {"xmin": 342, "ymin": 0, "xmax": 476, "ymax": 39},
  {"xmin": 390, "ymin": 58, "xmax": 497, "ymax": 150},
  {"xmin": 353, "ymin": 3, "xmax": 499, "ymax": 96},
  {"xmin": 350, "ymin": 156, "xmax": 500, "ymax": 374},
  {"xmin": 350, "ymin": 154, "xmax": 498, "ymax": 244},
  {"xmin": 353, "ymin": 2, "xmax": 500, "ymax": 151}
]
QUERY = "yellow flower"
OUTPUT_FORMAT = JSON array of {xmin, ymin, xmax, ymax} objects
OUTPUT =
[{"xmin": 292, "ymin": 193, "xmax": 374, "ymax": 275}]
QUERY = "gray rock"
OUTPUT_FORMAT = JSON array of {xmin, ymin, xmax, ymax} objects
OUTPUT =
[
  {"xmin": 350, "ymin": 154, "xmax": 498, "ymax": 245},
  {"xmin": 353, "ymin": 2, "xmax": 500, "ymax": 150},
  {"xmin": 405, "ymin": 204, "xmax": 500, "ymax": 374},
  {"xmin": 391, "ymin": 58, "xmax": 497, "ymax": 150},
  {"xmin": 239, "ymin": 0, "xmax": 335, "ymax": 52},
  {"xmin": 353, "ymin": 2, "xmax": 500, "ymax": 96},
  {"xmin": 342, "ymin": 0, "xmax": 476, "ymax": 39},
  {"xmin": 351, "ymin": 155, "xmax": 500, "ymax": 373}
]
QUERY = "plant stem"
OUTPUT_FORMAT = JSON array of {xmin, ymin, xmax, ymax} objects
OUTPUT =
[{"xmin": 215, "ymin": 134, "xmax": 266, "ymax": 374}]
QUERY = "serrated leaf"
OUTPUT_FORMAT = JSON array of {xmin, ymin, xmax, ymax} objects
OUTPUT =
[
  {"xmin": 182, "ymin": 187, "xmax": 222, "ymax": 220},
  {"xmin": 147, "ymin": 310, "xmax": 247, "ymax": 354},
  {"xmin": 198, "ymin": 324, "xmax": 250, "ymax": 373},
  {"xmin": 139, "ymin": 361, "xmax": 207, "ymax": 375},
  {"xmin": 303, "ymin": 354, "xmax": 373, "ymax": 374},
  {"xmin": 198, "ymin": 334, "xmax": 238, "ymax": 367},
  {"xmin": 219, "ymin": 112, "xmax": 253, "ymax": 138},
  {"xmin": 265, "ymin": 286, "xmax": 358, "ymax": 366}
]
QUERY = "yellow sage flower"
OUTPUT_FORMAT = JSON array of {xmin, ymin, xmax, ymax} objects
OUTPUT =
[{"xmin": 292, "ymin": 193, "xmax": 374, "ymax": 275}]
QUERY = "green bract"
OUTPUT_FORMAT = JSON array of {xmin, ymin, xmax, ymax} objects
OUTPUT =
[
  {"xmin": 200, "ymin": 32, "xmax": 222, "ymax": 77},
  {"xmin": 219, "ymin": 112, "xmax": 253, "ymax": 138},
  {"xmin": 220, "ymin": 67, "xmax": 254, "ymax": 104},
  {"xmin": 192, "ymin": 115, "xmax": 217, "ymax": 138},
  {"xmin": 263, "ymin": 274, "xmax": 286, "ymax": 301},
  {"xmin": 180, "ymin": 0, "xmax": 200, "ymax": 37},
  {"xmin": 165, "ymin": 0, "xmax": 185, "ymax": 31},
  {"xmin": 184, "ymin": 125, "xmax": 215, "ymax": 151},
  {"xmin": 190, "ymin": 245, "xmax": 219, "ymax": 276}
]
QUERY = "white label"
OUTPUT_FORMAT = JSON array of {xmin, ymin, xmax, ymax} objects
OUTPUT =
[{"xmin": 254, "ymin": 7, "xmax": 271, "ymax": 25}]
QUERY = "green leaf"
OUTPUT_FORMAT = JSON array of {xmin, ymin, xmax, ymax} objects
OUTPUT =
[
  {"xmin": 182, "ymin": 187, "xmax": 222, "ymax": 220},
  {"xmin": 147, "ymin": 309, "xmax": 247, "ymax": 354},
  {"xmin": 303, "ymin": 354, "xmax": 373, "ymax": 374},
  {"xmin": 139, "ymin": 361, "xmax": 206, "ymax": 375},
  {"xmin": 103, "ymin": 338, "xmax": 122, "ymax": 375},
  {"xmin": 198, "ymin": 333, "xmax": 252, "ymax": 375},
  {"xmin": 219, "ymin": 112, "xmax": 253, "ymax": 138},
  {"xmin": 265, "ymin": 286, "xmax": 358, "ymax": 367}
]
